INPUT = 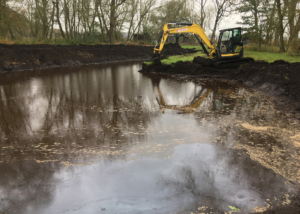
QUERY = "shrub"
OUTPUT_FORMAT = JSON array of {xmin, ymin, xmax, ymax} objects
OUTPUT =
[{"xmin": 0, "ymin": 37, "xmax": 15, "ymax": 44}]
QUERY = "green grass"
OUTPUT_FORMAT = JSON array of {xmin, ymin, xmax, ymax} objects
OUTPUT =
[
  {"xmin": 161, "ymin": 52, "xmax": 207, "ymax": 65},
  {"xmin": 244, "ymin": 50, "xmax": 300, "ymax": 63},
  {"xmin": 181, "ymin": 45, "xmax": 203, "ymax": 51},
  {"xmin": 182, "ymin": 45, "xmax": 300, "ymax": 63},
  {"xmin": 182, "ymin": 46, "xmax": 300, "ymax": 63},
  {"xmin": 144, "ymin": 47, "xmax": 300, "ymax": 65}
]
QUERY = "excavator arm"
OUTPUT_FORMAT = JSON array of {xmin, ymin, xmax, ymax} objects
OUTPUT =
[
  {"xmin": 155, "ymin": 85, "xmax": 212, "ymax": 114},
  {"xmin": 154, "ymin": 23, "xmax": 217, "ymax": 59}
]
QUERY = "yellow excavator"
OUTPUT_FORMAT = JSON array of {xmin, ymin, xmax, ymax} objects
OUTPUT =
[{"xmin": 153, "ymin": 23, "xmax": 254, "ymax": 68}]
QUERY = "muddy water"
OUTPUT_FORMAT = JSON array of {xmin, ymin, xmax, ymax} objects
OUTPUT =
[{"xmin": 0, "ymin": 62, "xmax": 299, "ymax": 214}]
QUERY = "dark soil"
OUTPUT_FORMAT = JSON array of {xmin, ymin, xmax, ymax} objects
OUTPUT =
[{"xmin": 0, "ymin": 43, "xmax": 196, "ymax": 73}]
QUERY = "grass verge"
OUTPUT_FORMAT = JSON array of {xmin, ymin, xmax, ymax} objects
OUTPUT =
[
  {"xmin": 244, "ymin": 50, "xmax": 300, "ymax": 63},
  {"xmin": 144, "ymin": 47, "xmax": 300, "ymax": 65},
  {"xmin": 183, "ymin": 46, "xmax": 300, "ymax": 63}
]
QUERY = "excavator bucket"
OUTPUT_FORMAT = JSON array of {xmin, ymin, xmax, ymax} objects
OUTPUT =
[{"xmin": 152, "ymin": 53, "xmax": 162, "ymax": 65}]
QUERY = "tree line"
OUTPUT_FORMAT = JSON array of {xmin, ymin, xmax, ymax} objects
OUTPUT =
[{"xmin": 0, "ymin": 0, "xmax": 299, "ymax": 52}]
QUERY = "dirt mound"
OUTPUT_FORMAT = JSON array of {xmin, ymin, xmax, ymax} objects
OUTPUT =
[
  {"xmin": 142, "ymin": 60, "xmax": 228, "ymax": 76},
  {"xmin": 233, "ymin": 60, "xmax": 300, "ymax": 101},
  {"xmin": 193, "ymin": 56, "xmax": 212, "ymax": 66},
  {"xmin": 0, "ymin": 43, "xmax": 198, "ymax": 73},
  {"xmin": 159, "ymin": 43, "xmax": 197, "ymax": 58},
  {"xmin": 142, "ymin": 60, "xmax": 204, "ymax": 74},
  {"xmin": 163, "ymin": 43, "xmax": 181, "ymax": 49}
]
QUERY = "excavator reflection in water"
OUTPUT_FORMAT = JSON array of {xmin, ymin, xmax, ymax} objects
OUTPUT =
[{"xmin": 150, "ymin": 76, "xmax": 238, "ymax": 115}]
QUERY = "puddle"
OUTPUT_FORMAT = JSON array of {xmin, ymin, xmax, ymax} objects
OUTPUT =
[{"xmin": 0, "ymin": 62, "xmax": 299, "ymax": 214}]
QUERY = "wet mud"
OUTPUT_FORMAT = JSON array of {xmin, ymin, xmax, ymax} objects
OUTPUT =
[
  {"xmin": 0, "ymin": 62, "xmax": 299, "ymax": 213},
  {"xmin": 141, "ymin": 58, "xmax": 300, "ymax": 124},
  {"xmin": 0, "ymin": 43, "xmax": 196, "ymax": 73}
]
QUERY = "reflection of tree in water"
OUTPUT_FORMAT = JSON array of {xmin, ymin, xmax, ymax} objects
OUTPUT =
[
  {"xmin": 0, "ymin": 64, "xmax": 161, "ymax": 213},
  {"xmin": 0, "ymin": 64, "xmax": 160, "ymax": 164}
]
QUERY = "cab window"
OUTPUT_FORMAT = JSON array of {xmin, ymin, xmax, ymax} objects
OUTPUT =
[
  {"xmin": 233, "ymin": 29, "xmax": 241, "ymax": 43},
  {"xmin": 221, "ymin": 30, "xmax": 232, "ymax": 41}
]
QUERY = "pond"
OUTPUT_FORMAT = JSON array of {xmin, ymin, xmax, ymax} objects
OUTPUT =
[{"xmin": 0, "ymin": 62, "xmax": 299, "ymax": 214}]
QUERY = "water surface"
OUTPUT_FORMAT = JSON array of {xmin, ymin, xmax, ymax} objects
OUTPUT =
[{"xmin": 0, "ymin": 62, "xmax": 299, "ymax": 214}]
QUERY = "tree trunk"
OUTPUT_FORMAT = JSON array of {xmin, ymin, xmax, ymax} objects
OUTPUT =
[
  {"xmin": 96, "ymin": 3, "xmax": 105, "ymax": 42},
  {"xmin": 64, "ymin": 0, "xmax": 70, "ymax": 39},
  {"xmin": 55, "ymin": 1, "xmax": 66, "ymax": 39},
  {"xmin": 211, "ymin": 12, "xmax": 219, "ymax": 43},
  {"xmin": 98, "ymin": 0, "xmax": 109, "ymax": 38},
  {"xmin": 49, "ymin": 3, "xmax": 55, "ymax": 39},
  {"xmin": 275, "ymin": 0, "xmax": 285, "ymax": 52},
  {"xmin": 8, "ymin": 27, "xmax": 15, "ymax": 40},
  {"xmin": 109, "ymin": 0, "xmax": 116, "ymax": 44}
]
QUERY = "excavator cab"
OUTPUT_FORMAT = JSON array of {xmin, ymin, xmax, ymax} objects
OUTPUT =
[{"xmin": 217, "ymin": 27, "xmax": 243, "ymax": 59}]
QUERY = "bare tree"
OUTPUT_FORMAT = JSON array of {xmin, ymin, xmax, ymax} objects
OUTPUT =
[
  {"xmin": 275, "ymin": 0, "xmax": 285, "ymax": 52},
  {"xmin": 109, "ymin": 0, "xmax": 126, "ymax": 43},
  {"xmin": 210, "ymin": 0, "xmax": 236, "ymax": 42}
]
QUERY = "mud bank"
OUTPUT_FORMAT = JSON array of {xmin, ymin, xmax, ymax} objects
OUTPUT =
[
  {"xmin": 0, "ymin": 43, "xmax": 196, "ymax": 73},
  {"xmin": 141, "ymin": 58, "xmax": 300, "ymax": 120}
]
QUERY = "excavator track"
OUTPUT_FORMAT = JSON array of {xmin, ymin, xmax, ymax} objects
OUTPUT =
[{"xmin": 213, "ymin": 57, "xmax": 254, "ymax": 69}]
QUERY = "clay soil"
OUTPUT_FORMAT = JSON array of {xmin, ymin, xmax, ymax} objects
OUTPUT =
[{"xmin": 0, "ymin": 43, "xmax": 196, "ymax": 73}]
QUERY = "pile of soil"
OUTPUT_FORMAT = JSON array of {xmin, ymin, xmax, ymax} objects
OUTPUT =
[
  {"xmin": 141, "ymin": 57, "xmax": 300, "ymax": 115},
  {"xmin": 159, "ymin": 43, "xmax": 197, "ymax": 57},
  {"xmin": 0, "ymin": 43, "xmax": 196, "ymax": 73}
]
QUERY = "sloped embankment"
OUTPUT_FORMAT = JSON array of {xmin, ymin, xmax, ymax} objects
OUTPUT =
[{"xmin": 0, "ymin": 43, "xmax": 196, "ymax": 73}]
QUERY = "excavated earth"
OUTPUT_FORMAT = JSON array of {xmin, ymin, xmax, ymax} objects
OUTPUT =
[{"xmin": 0, "ymin": 43, "xmax": 196, "ymax": 73}]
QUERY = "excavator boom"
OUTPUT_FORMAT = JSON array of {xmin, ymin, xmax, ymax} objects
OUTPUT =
[{"xmin": 154, "ymin": 23, "xmax": 216, "ymax": 59}]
